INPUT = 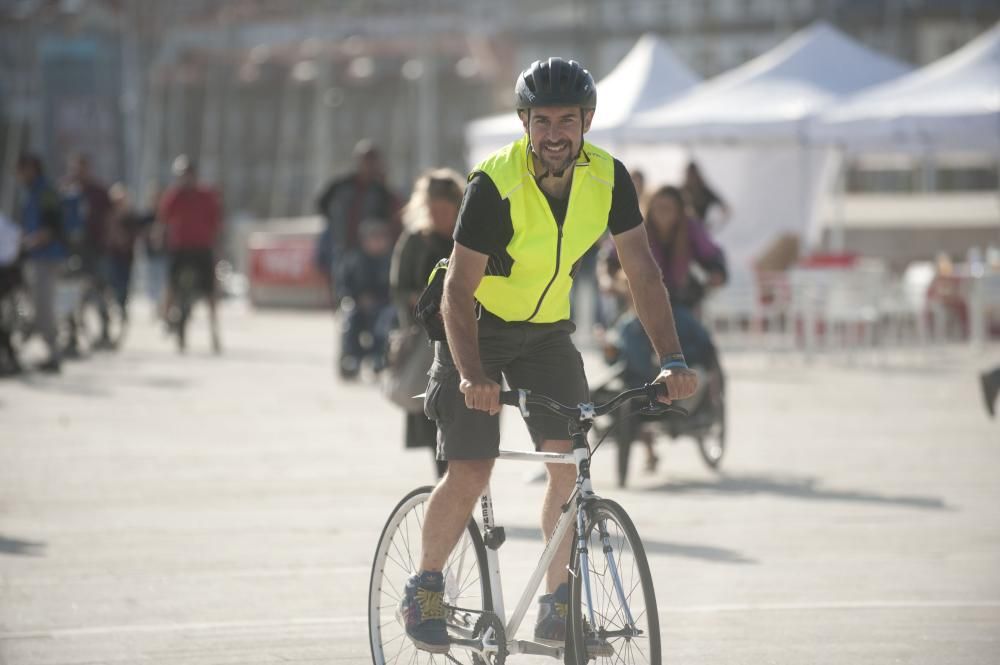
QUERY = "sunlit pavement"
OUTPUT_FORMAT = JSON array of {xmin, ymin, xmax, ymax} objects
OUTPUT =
[{"xmin": 1, "ymin": 299, "xmax": 998, "ymax": 664}]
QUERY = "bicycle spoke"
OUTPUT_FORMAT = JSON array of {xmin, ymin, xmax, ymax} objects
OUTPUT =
[
  {"xmin": 447, "ymin": 534, "xmax": 472, "ymax": 592},
  {"xmin": 400, "ymin": 518, "xmax": 417, "ymax": 574},
  {"xmin": 381, "ymin": 629, "xmax": 405, "ymax": 643},
  {"xmin": 454, "ymin": 540, "xmax": 482, "ymax": 598},
  {"xmin": 387, "ymin": 627, "xmax": 411, "ymax": 665}
]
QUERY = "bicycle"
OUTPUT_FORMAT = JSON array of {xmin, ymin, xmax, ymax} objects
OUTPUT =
[
  {"xmin": 592, "ymin": 363, "xmax": 725, "ymax": 487},
  {"xmin": 369, "ymin": 383, "xmax": 683, "ymax": 664}
]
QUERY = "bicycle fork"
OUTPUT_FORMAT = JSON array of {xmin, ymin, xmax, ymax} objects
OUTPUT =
[
  {"xmin": 575, "ymin": 507, "xmax": 640, "ymax": 638},
  {"xmin": 567, "ymin": 419, "xmax": 641, "ymax": 642}
]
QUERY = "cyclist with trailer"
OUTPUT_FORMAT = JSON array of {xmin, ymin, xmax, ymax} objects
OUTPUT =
[
  {"xmin": 400, "ymin": 57, "xmax": 697, "ymax": 654},
  {"xmin": 598, "ymin": 184, "xmax": 727, "ymax": 476}
]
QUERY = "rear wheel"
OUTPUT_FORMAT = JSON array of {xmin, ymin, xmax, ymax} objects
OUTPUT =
[
  {"xmin": 568, "ymin": 499, "xmax": 660, "ymax": 664},
  {"xmin": 369, "ymin": 486, "xmax": 492, "ymax": 664}
]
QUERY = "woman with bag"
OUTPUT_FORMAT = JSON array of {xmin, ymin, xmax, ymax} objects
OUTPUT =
[{"xmin": 387, "ymin": 169, "xmax": 464, "ymax": 477}]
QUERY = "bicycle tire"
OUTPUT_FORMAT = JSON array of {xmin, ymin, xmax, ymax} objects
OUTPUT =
[
  {"xmin": 616, "ymin": 436, "xmax": 632, "ymax": 488},
  {"xmin": 568, "ymin": 499, "xmax": 660, "ymax": 665},
  {"xmin": 696, "ymin": 382, "xmax": 726, "ymax": 470},
  {"xmin": 612, "ymin": 410, "xmax": 639, "ymax": 488},
  {"xmin": 369, "ymin": 486, "xmax": 493, "ymax": 665}
]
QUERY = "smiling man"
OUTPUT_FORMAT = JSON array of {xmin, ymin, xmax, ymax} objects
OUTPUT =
[{"xmin": 399, "ymin": 57, "xmax": 698, "ymax": 653}]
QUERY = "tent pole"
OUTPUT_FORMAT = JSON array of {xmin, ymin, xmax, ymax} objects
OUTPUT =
[{"xmin": 831, "ymin": 144, "xmax": 847, "ymax": 254}]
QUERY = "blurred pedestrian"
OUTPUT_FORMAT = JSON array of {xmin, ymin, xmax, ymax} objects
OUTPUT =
[
  {"xmin": 16, "ymin": 153, "xmax": 66, "ymax": 373},
  {"xmin": 314, "ymin": 139, "xmax": 400, "ymax": 305},
  {"xmin": 387, "ymin": 169, "xmax": 464, "ymax": 477},
  {"xmin": 105, "ymin": 183, "xmax": 143, "ymax": 322},
  {"xmin": 337, "ymin": 218, "xmax": 395, "ymax": 379},
  {"xmin": 981, "ymin": 367, "xmax": 1000, "ymax": 419},
  {"xmin": 62, "ymin": 153, "xmax": 114, "ymax": 351},
  {"xmin": 629, "ymin": 167, "xmax": 646, "ymax": 205},
  {"xmin": 0, "ymin": 211, "xmax": 23, "ymax": 375},
  {"xmin": 682, "ymin": 160, "xmax": 730, "ymax": 230},
  {"xmin": 158, "ymin": 155, "xmax": 224, "ymax": 353}
]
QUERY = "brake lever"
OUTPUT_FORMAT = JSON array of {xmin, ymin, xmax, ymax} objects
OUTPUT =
[{"xmin": 637, "ymin": 402, "xmax": 689, "ymax": 417}]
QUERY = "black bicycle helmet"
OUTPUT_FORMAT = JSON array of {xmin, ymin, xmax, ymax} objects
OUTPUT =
[{"xmin": 515, "ymin": 57, "xmax": 597, "ymax": 111}]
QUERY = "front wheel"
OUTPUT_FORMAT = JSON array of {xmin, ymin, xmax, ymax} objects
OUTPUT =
[
  {"xmin": 568, "ymin": 499, "xmax": 660, "ymax": 664},
  {"xmin": 696, "ymin": 375, "xmax": 726, "ymax": 470},
  {"xmin": 369, "ymin": 486, "xmax": 492, "ymax": 664}
]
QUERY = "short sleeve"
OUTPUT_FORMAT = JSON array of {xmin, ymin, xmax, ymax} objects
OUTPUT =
[
  {"xmin": 453, "ymin": 172, "xmax": 505, "ymax": 256},
  {"xmin": 607, "ymin": 159, "xmax": 643, "ymax": 235}
]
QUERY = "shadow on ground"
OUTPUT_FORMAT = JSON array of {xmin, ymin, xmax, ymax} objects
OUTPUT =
[
  {"xmin": 503, "ymin": 525, "xmax": 755, "ymax": 564},
  {"xmin": 16, "ymin": 374, "xmax": 112, "ymax": 398},
  {"xmin": 0, "ymin": 534, "xmax": 46, "ymax": 557},
  {"xmin": 646, "ymin": 472, "xmax": 951, "ymax": 511}
]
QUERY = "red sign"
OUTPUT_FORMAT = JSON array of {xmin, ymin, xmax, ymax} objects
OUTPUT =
[{"xmin": 248, "ymin": 234, "xmax": 327, "ymax": 288}]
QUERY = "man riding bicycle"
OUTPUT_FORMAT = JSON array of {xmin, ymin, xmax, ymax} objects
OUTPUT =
[{"xmin": 401, "ymin": 57, "xmax": 697, "ymax": 653}]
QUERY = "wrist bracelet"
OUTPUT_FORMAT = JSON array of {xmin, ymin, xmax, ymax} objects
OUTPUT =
[{"xmin": 660, "ymin": 352, "xmax": 688, "ymax": 371}]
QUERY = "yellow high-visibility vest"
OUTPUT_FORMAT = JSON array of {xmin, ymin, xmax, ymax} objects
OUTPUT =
[{"xmin": 471, "ymin": 135, "xmax": 614, "ymax": 323}]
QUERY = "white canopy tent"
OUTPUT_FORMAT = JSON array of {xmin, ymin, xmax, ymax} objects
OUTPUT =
[
  {"xmin": 463, "ymin": 33, "xmax": 699, "ymax": 167},
  {"xmin": 814, "ymin": 22, "xmax": 1000, "ymax": 150},
  {"xmin": 626, "ymin": 22, "xmax": 910, "ymax": 143},
  {"xmin": 808, "ymin": 23, "xmax": 999, "ymax": 250},
  {"xmin": 620, "ymin": 22, "xmax": 910, "ymax": 269}
]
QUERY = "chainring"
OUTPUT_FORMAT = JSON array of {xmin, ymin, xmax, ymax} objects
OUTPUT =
[{"xmin": 471, "ymin": 612, "xmax": 507, "ymax": 664}]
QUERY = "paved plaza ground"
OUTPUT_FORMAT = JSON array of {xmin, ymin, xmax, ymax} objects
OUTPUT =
[{"xmin": 1, "ymin": 302, "xmax": 998, "ymax": 664}]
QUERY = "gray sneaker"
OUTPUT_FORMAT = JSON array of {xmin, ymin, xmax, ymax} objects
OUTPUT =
[{"xmin": 534, "ymin": 583, "xmax": 614, "ymax": 657}]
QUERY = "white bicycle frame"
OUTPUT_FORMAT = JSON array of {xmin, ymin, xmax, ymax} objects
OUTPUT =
[{"xmin": 453, "ymin": 443, "xmax": 634, "ymax": 660}]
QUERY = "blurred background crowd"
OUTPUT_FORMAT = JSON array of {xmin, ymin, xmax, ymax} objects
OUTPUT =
[{"xmin": 1, "ymin": 0, "xmax": 998, "ymax": 420}]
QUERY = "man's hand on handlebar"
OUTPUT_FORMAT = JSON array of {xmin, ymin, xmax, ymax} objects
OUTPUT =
[
  {"xmin": 459, "ymin": 373, "xmax": 502, "ymax": 415},
  {"xmin": 653, "ymin": 367, "xmax": 698, "ymax": 404}
]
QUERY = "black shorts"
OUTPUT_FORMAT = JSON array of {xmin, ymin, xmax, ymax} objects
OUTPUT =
[
  {"xmin": 0, "ymin": 265, "xmax": 22, "ymax": 298},
  {"xmin": 168, "ymin": 249, "xmax": 216, "ymax": 296},
  {"xmin": 423, "ymin": 310, "xmax": 589, "ymax": 461}
]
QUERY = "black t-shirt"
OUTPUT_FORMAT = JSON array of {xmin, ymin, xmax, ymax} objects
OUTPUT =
[{"xmin": 455, "ymin": 157, "xmax": 642, "ymax": 258}]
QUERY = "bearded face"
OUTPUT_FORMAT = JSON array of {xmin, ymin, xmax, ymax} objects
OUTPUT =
[{"xmin": 521, "ymin": 107, "xmax": 593, "ymax": 176}]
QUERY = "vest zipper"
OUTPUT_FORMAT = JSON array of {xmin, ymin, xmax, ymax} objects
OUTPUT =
[{"xmin": 525, "ymin": 223, "xmax": 563, "ymax": 321}]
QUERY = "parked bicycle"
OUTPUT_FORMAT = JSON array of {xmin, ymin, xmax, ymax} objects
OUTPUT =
[{"xmin": 369, "ymin": 383, "xmax": 684, "ymax": 664}]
